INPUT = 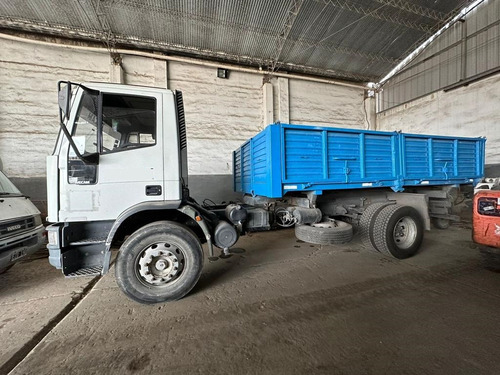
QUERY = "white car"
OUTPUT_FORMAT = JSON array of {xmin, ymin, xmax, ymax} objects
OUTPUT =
[
  {"xmin": 0, "ymin": 170, "xmax": 45, "ymax": 274},
  {"xmin": 474, "ymin": 177, "xmax": 500, "ymax": 195}
]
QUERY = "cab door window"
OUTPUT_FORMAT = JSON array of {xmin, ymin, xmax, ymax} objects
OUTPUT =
[
  {"xmin": 68, "ymin": 91, "xmax": 98, "ymax": 185},
  {"xmin": 68, "ymin": 91, "xmax": 157, "ymax": 185},
  {"xmin": 101, "ymin": 94, "xmax": 156, "ymax": 153}
]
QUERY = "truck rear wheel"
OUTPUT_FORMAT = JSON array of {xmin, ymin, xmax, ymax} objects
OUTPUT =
[
  {"xmin": 295, "ymin": 220, "xmax": 353, "ymax": 245},
  {"xmin": 359, "ymin": 202, "xmax": 392, "ymax": 252},
  {"xmin": 372, "ymin": 205, "xmax": 424, "ymax": 259},
  {"xmin": 115, "ymin": 221, "xmax": 203, "ymax": 304}
]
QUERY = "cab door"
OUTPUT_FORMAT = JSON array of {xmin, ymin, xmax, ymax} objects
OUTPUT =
[{"xmin": 58, "ymin": 86, "xmax": 165, "ymax": 222}]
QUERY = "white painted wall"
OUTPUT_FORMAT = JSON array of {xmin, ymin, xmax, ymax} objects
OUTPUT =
[
  {"xmin": 0, "ymin": 35, "xmax": 366, "ymax": 186},
  {"xmin": 0, "ymin": 39, "xmax": 109, "ymax": 178},
  {"xmin": 289, "ymin": 79, "xmax": 367, "ymax": 128},
  {"xmin": 377, "ymin": 73, "xmax": 500, "ymax": 166}
]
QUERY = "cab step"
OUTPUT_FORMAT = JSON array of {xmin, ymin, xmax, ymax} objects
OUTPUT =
[
  {"xmin": 62, "ymin": 243, "xmax": 106, "ymax": 277},
  {"xmin": 66, "ymin": 266, "xmax": 102, "ymax": 278}
]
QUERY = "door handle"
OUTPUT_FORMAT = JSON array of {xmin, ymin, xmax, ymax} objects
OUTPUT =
[{"xmin": 146, "ymin": 185, "xmax": 162, "ymax": 196}]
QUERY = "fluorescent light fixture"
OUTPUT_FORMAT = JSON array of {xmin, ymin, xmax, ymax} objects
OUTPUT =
[{"xmin": 217, "ymin": 68, "xmax": 229, "ymax": 79}]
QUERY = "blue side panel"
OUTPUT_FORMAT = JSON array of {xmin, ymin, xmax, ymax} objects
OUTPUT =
[
  {"xmin": 283, "ymin": 128, "xmax": 323, "ymax": 182},
  {"xmin": 252, "ymin": 131, "xmax": 268, "ymax": 186},
  {"xmin": 233, "ymin": 124, "xmax": 282, "ymax": 197},
  {"xmin": 327, "ymin": 131, "xmax": 361, "ymax": 182},
  {"xmin": 233, "ymin": 149, "xmax": 241, "ymax": 192},
  {"xmin": 233, "ymin": 123, "xmax": 486, "ymax": 199},
  {"xmin": 432, "ymin": 139, "xmax": 455, "ymax": 178},
  {"xmin": 364, "ymin": 134, "xmax": 397, "ymax": 179},
  {"xmin": 241, "ymin": 142, "xmax": 251, "ymax": 192},
  {"xmin": 400, "ymin": 134, "xmax": 485, "ymax": 186},
  {"xmin": 457, "ymin": 140, "xmax": 478, "ymax": 176},
  {"xmin": 403, "ymin": 137, "xmax": 429, "ymax": 178}
]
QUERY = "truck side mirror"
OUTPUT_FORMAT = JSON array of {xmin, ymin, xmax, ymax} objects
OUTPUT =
[{"xmin": 58, "ymin": 82, "xmax": 71, "ymax": 120}]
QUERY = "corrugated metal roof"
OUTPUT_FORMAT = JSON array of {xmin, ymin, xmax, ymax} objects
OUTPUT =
[
  {"xmin": 0, "ymin": 0, "xmax": 469, "ymax": 82},
  {"xmin": 378, "ymin": 0, "xmax": 498, "ymax": 111}
]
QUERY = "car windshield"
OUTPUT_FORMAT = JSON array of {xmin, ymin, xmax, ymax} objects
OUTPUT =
[{"xmin": 0, "ymin": 171, "xmax": 22, "ymax": 196}]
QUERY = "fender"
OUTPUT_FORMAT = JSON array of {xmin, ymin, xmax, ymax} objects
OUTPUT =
[
  {"xmin": 101, "ymin": 201, "xmax": 180, "ymax": 274},
  {"xmin": 101, "ymin": 200, "xmax": 214, "ymax": 274}
]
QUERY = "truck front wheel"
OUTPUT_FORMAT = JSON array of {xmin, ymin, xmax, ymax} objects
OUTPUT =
[{"xmin": 115, "ymin": 221, "xmax": 203, "ymax": 304}]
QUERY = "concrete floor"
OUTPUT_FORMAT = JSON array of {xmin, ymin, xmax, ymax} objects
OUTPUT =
[{"xmin": 1, "ymin": 220, "xmax": 500, "ymax": 375}]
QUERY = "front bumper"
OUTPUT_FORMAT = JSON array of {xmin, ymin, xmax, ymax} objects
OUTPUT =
[{"xmin": 0, "ymin": 224, "xmax": 46, "ymax": 270}]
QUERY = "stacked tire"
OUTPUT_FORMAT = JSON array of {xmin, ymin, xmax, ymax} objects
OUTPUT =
[
  {"xmin": 295, "ymin": 220, "xmax": 353, "ymax": 245},
  {"xmin": 358, "ymin": 203, "xmax": 424, "ymax": 259}
]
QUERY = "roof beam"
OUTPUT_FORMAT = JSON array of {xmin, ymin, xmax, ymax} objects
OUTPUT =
[
  {"xmin": 289, "ymin": 37, "xmax": 399, "ymax": 64},
  {"xmin": 111, "ymin": 0, "xmax": 277, "ymax": 38},
  {"xmin": 315, "ymin": 0, "xmax": 434, "ymax": 34},
  {"xmin": 87, "ymin": 0, "xmax": 116, "ymax": 48},
  {"xmin": 270, "ymin": 0, "xmax": 305, "ymax": 71},
  {"xmin": 373, "ymin": 0, "xmax": 448, "ymax": 22}
]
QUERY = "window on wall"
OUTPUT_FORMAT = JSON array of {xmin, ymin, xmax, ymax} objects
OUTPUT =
[{"xmin": 101, "ymin": 94, "xmax": 156, "ymax": 153}]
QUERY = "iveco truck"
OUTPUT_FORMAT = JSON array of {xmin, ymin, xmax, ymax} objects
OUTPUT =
[{"xmin": 46, "ymin": 82, "xmax": 485, "ymax": 304}]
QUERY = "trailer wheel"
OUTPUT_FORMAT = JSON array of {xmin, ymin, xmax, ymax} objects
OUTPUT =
[
  {"xmin": 115, "ymin": 221, "xmax": 203, "ymax": 304},
  {"xmin": 295, "ymin": 220, "xmax": 353, "ymax": 245},
  {"xmin": 432, "ymin": 218, "xmax": 450, "ymax": 229},
  {"xmin": 373, "ymin": 205, "xmax": 424, "ymax": 259},
  {"xmin": 359, "ymin": 202, "xmax": 393, "ymax": 252}
]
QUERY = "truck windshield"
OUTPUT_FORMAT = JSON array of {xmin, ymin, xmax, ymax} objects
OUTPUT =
[{"xmin": 0, "ymin": 171, "xmax": 22, "ymax": 196}]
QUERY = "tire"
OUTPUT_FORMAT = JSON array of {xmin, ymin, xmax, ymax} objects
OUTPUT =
[
  {"xmin": 432, "ymin": 218, "xmax": 450, "ymax": 230},
  {"xmin": 115, "ymin": 221, "xmax": 204, "ymax": 304},
  {"xmin": 0, "ymin": 264, "xmax": 14, "ymax": 275},
  {"xmin": 372, "ymin": 205, "xmax": 424, "ymax": 259},
  {"xmin": 295, "ymin": 220, "xmax": 353, "ymax": 245},
  {"xmin": 359, "ymin": 202, "xmax": 393, "ymax": 252}
]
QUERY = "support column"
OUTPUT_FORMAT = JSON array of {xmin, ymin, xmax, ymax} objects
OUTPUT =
[
  {"xmin": 365, "ymin": 92, "xmax": 377, "ymax": 130},
  {"xmin": 109, "ymin": 53, "xmax": 124, "ymax": 84},
  {"xmin": 154, "ymin": 59, "xmax": 168, "ymax": 88},
  {"xmin": 277, "ymin": 77, "xmax": 290, "ymax": 123},
  {"xmin": 263, "ymin": 82, "xmax": 274, "ymax": 126}
]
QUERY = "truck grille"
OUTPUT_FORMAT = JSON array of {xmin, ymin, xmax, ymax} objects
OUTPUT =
[{"xmin": 0, "ymin": 216, "xmax": 35, "ymax": 238}]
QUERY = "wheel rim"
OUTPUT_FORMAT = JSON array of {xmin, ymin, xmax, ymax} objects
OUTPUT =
[
  {"xmin": 136, "ymin": 242, "xmax": 185, "ymax": 286},
  {"xmin": 312, "ymin": 220, "xmax": 345, "ymax": 229},
  {"xmin": 392, "ymin": 216, "xmax": 418, "ymax": 249}
]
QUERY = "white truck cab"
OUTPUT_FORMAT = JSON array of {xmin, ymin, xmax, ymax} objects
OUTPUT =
[
  {"xmin": 46, "ymin": 82, "xmax": 211, "ymax": 304},
  {"xmin": 0, "ymin": 170, "xmax": 45, "ymax": 274}
]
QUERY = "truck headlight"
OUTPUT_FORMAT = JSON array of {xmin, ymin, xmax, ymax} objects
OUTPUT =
[{"xmin": 47, "ymin": 230, "xmax": 59, "ymax": 247}]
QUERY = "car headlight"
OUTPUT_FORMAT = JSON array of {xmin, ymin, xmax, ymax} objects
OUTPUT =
[{"xmin": 34, "ymin": 214, "xmax": 43, "ymax": 227}]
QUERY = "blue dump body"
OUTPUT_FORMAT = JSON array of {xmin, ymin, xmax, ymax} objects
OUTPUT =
[{"xmin": 233, "ymin": 123, "xmax": 486, "ymax": 199}]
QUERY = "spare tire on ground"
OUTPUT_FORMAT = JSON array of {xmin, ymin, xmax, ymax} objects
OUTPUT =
[{"xmin": 295, "ymin": 220, "xmax": 353, "ymax": 245}]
